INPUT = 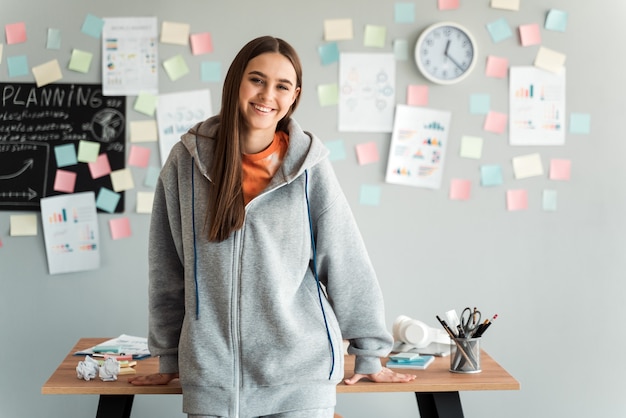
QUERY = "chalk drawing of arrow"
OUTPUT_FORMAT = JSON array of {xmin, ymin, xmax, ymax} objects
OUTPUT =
[
  {"xmin": 0, "ymin": 159, "xmax": 34, "ymax": 180},
  {"xmin": 0, "ymin": 187, "xmax": 38, "ymax": 200}
]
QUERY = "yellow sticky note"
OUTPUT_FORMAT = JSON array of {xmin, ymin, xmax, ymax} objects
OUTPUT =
[
  {"xmin": 534, "ymin": 46, "xmax": 566, "ymax": 73},
  {"xmin": 68, "ymin": 49, "xmax": 93, "ymax": 73},
  {"xmin": 134, "ymin": 92, "xmax": 159, "ymax": 116},
  {"xmin": 160, "ymin": 21, "xmax": 190, "ymax": 45},
  {"xmin": 136, "ymin": 191, "xmax": 154, "ymax": 214},
  {"xmin": 163, "ymin": 54, "xmax": 189, "ymax": 81},
  {"xmin": 460, "ymin": 136, "xmax": 483, "ymax": 159},
  {"xmin": 32, "ymin": 59, "xmax": 63, "ymax": 87},
  {"xmin": 512, "ymin": 153, "xmax": 544, "ymax": 179},
  {"xmin": 130, "ymin": 120, "xmax": 158, "ymax": 142},
  {"xmin": 324, "ymin": 19, "xmax": 353, "ymax": 41},
  {"xmin": 10, "ymin": 214, "xmax": 38, "ymax": 236},
  {"xmin": 364, "ymin": 25, "xmax": 386, "ymax": 48},
  {"xmin": 110, "ymin": 168, "xmax": 135, "ymax": 192},
  {"xmin": 491, "ymin": 0, "xmax": 520, "ymax": 10}
]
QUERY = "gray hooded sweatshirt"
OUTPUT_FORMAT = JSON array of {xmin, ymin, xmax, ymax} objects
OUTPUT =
[{"xmin": 148, "ymin": 116, "xmax": 393, "ymax": 417}]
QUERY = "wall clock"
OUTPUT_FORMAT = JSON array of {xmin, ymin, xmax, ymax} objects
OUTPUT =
[{"xmin": 414, "ymin": 22, "xmax": 478, "ymax": 85}]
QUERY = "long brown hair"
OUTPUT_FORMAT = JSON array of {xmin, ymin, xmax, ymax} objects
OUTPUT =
[{"xmin": 207, "ymin": 36, "xmax": 303, "ymax": 242}]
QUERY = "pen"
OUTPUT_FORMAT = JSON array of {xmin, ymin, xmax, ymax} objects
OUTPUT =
[
  {"xmin": 473, "ymin": 314, "xmax": 497, "ymax": 338},
  {"xmin": 436, "ymin": 315, "xmax": 478, "ymax": 370}
]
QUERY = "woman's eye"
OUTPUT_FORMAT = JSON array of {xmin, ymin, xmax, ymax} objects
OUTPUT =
[{"xmin": 250, "ymin": 77, "xmax": 263, "ymax": 84}]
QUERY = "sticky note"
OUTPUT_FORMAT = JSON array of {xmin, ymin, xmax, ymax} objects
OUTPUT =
[
  {"xmin": 5, "ymin": 22, "xmax": 27, "ymax": 44},
  {"xmin": 7, "ymin": 55, "xmax": 29, "ymax": 77},
  {"xmin": 201, "ymin": 61, "xmax": 221, "ymax": 82},
  {"xmin": 480, "ymin": 165, "xmax": 503, "ymax": 187},
  {"xmin": 486, "ymin": 18, "xmax": 513, "ymax": 43},
  {"xmin": 110, "ymin": 168, "xmax": 135, "ymax": 192},
  {"xmin": 54, "ymin": 143, "xmax": 77, "ymax": 167},
  {"xmin": 534, "ymin": 46, "xmax": 566, "ymax": 74},
  {"xmin": 96, "ymin": 188, "xmax": 121, "ymax": 213},
  {"xmin": 549, "ymin": 159, "xmax": 571, "ymax": 181},
  {"xmin": 470, "ymin": 94, "xmax": 490, "ymax": 114},
  {"xmin": 438, "ymin": 0, "xmax": 460, "ymax": 10},
  {"xmin": 32, "ymin": 59, "xmax": 63, "ymax": 87},
  {"xmin": 460, "ymin": 136, "xmax": 483, "ymax": 159},
  {"xmin": 128, "ymin": 145, "xmax": 151, "ymax": 168},
  {"xmin": 88, "ymin": 154, "xmax": 111, "ymax": 179},
  {"xmin": 190, "ymin": 32, "xmax": 213, "ymax": 55},
  {"xmin": 569, "ymin": 113, "xmax": 591, "ymax": 134},
  {"xmin": 491, "ymin": 0, "xmax": 520, "ymax": 10},
  {"xmin": 485, "ymin": 56, "xmax": 508, "ymax": 78},
  {"xmin": 519, "ymin": 24, "xmax": 541, "ymax": 46},
  {"xmin": 10, "ymin": 214, "xmax": 37, "ymax": 236},
  {"xmin": 53, "ymin": 169, "xmax": 77, "ymax": 193},
  {"xmin": 130, "ymin": 120, "xmax": 158, "ymax": 142},
  {"xmin": 484, "ymin": 111, "xmax": 508, "ymax": 134},
  {"xmin": 324, "ymin": 19, "xmax": 353, "ymax": 41},
  {"xmin": 449, "ymin": 179, "xmax": 471, "ymax": 200},
  {"xmin": 77, "ymin": 140, "xmax": 100, "ymax": 163},
  {"xmin": 161, "ymin": 21, "xmax": 190, "ymax": 45},
  {"xmin": 81, "ymin": 14, "xmax": 104, "ymax": 39},
  {"xmin": 507, "ymin": 189, "xmax": 528, "ymax": 211},
  {"xmin": 512, "ymin": 153, "xmax": 543, "ymax": 179},
  {"xmin": 355, "ymin": 142, "xmax": 379, "ymax": 165},
  {"xmin": 109, "ymin": 217, "xmax": 132, "ymax": 240},
  {"xmin": 137, "ymin": 191, "xmax": 155, "ymax": 214},
  {"xmin": 545, "ymin": 9, "xmax": 568, "ymax": 32},
  {"xmin": 144, "ymin": 166, "xmax": 161, "ymax": 188},
  {"xmin": 407, "ymin": 85, "xmax": 428, "ymax": 106},
  {"xmin": 163, "ymin": 55, "xmax": 189, "ymax": 81},
  {"xmin": 68, "ymin": 49, "xmax": 93, "ymax": 73},
  {"xmin": 325, "ymin": 140, "xmax": 347, "ymax": 162},
  {"xmin": 359, "ymin": 184, "xmax": 381, "ymax": 206},
  {"xmin": 47, "ymin": 28, "xmax": 61, "ymax": 49},
  {"xmin": 134, "ymin": 92, "xmax": 158, "ymax": 116},
  {"xmin": 364, "ymin": 25, "xmax": 386, "ymax": 48},
  {"xmin": 393, "ymin": 39, "xmax": 409, "ymax": 61},
  {"xmin": 543, "ymin": 189, "xmax": 558, "ymax": 211},
  {"xmin": 318, "ymin": 42, "xmax": 340, "ymax": 66},
  {"xmin": 395, "ymin": 3, "xmax": 415, "ymax": 23},
  {"xmin": 318, "ymin": 83, "xmax": 338, "ymax": 107}
]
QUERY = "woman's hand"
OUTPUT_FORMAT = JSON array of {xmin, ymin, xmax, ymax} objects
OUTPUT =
[
  {"xmin": 343, "ymin": 367, "xmax": 416, "ymax": 385},
  {"xmin": 128, "ymin": 372, "xmax": 179, "ymax": 385}
]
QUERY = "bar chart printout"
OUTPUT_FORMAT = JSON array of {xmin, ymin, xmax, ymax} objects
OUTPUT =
[{"xmin": 40, "ymin": 192, "xmax": 100, "ymax": 275}]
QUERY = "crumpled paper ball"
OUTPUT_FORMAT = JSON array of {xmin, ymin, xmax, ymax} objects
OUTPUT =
[
  {"xmin": 76, "ymin": 356, "xmax": 99, "ymax": 381},
  {"xmin": 98, "ymin": 357, "xmax": 120, "ymax": 382}
]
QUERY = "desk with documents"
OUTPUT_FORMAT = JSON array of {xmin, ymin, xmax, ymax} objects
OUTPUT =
[{"xmin": 42, "ymin": 338, "xmax": 520, "ymax": 418}]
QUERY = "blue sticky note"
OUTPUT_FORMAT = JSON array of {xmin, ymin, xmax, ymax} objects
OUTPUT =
[
  {"xmin": 201, "ymin": 61, "xmax": 221, "ymax": 82},
  {"xmin": 54, "ymin": 144, "xmax": 78, "ymax": 167},
  {"xmin": 96, "ymin": 188, "xmax": 121, "ymax": 213},
  {"xmin": 480, "ymin": 165, "xmax": 503, "ymax": 187},
  {"xmin": 393, "ymin": 39, "xmax": 409, "ymax": 61},
  {"xmin": 395, "ymin": 3, "xmax": 415, "ymax": 24},
  {"xmin": 569, "ymin": 113, "xmax": 590, "ymax": 134},
  {"xmin": 144, "ymin": 166, "xmax": 161, "ymax": 188},
  {"xmin": 470, "ymin": 94, "xmax": 490, "ymax": 115},
  {"xmin": 7, "ymin": 55, "xmax": 29, "ymax": 77},
  {"xmin": 543, "ymin": 189, "xmax": 558, "ymax": 212},
  {"xmin": 486, "ymin": 18, "xmax": 513, "ymax": 43},
  {"xmin": 47, "ymin": 28, "xmax": 62, "ymax": 49},
  {"xmin": 318, "ymin": 42, "xmax": 340, "ymax": 66},
  {"xmin": 545, "ymin": 9, "xmax": 568, "ymax": 32},
  {"xmin": 81, "ymin": 14, "xmax": 104, "ymax": 39},
  {"xmin": 359, "ymin": 184, "xmax": 381, "ymax": 206},
  {"xmin": 325, "ymin": 140, "xmax": 347, "ymax": 162}
]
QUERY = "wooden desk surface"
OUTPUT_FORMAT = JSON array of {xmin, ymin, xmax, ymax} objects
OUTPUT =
[{"xmin": 42, "ymin": 338, "xmax": 520, "ymax": 396}]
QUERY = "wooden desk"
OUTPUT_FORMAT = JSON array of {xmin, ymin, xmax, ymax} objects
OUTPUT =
[{"xmin": 43, "ymin": 338, "xmax": 519, "ymax": 418}]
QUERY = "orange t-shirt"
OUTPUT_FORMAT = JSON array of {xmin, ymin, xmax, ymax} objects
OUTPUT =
[{"xmin": 242, "ymin": 131, "xmax": 289, "ymax": 205}]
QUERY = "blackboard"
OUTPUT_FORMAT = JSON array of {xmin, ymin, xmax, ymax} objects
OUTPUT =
[{"xmin": 0, "ymin": 82, "xmax": 126, "ymax": 212}]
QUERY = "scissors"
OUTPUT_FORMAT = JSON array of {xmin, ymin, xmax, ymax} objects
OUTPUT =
[{"xmin": 460, "ymin": 307, "xmax": 481, "ymax": 335}]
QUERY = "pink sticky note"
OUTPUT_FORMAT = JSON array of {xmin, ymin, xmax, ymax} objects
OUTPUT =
[
  {"xmin": 507, "ymin": 189, "xmax": 528, "ymax": 211},
  {"xmin": 355, "ymin": 142, "xmax": 379, "ymax": 165},
  {"xmin": 550, "ymin": 159, "xmax": 571, "ymax": 180},
  {"xmin": 485, "ymin": 56, "xmax": 509, "ymax": 78},
  {"xmin": 190, "ymin": 32, "xmax": 213, "ymax": 55},
  {"xmin": 5, "ymin": 22, "xmax": 27, "ymax": 44},
  {"xmin": 450, "ymin": 179, "xmax": 471, "ymax": 200},
  {"xmin": 484, "ymin": 111, "xmax": 508, "ymax": 134},
  {"xmin": 88, "ymin": 153, "xmax": 112, "ymax": 179},
  {"xmin": 128, "ymin": 145, "xmax": 151, "ymax": 168},
  {"xmin": 109, "ymin": 217, "xmax": 132, "ymax": 240},
  {"xmin": 407, "ymin": 85, "xmax": 428, "ymax": 106},
  {"xmin": 519, "ymin": 23, "xmax": 541, "ymax": 46},
  {"xmin": 53, "ymin": 169, "xmax": 77, "ymax": 193},
  {"xmin": 438, "ymin": 0, "xmax": 459, "ymax": 10}
]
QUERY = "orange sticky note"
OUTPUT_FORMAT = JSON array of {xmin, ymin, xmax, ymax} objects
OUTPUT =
[
  {"xmin": 549, "ymin": 159, "xmax": 571, "ymax": 180},
  {"xmin": 407, "ymin": 85, "xmax": 428, "ymax": 106},
  {"xmin": 109, "ymin": 217, "xmax": 132, "ymax": 240},
  {"xmin": 450, "ymin": 179, "xmax": 471, "ymax": 200},
  {"xmin": 53, "ymin": 169, "xmax": 77, "ymax": 193},
  {"xmin": 485, "ymin": 56, "xmax": 509, "ymax": 78},
  {"xmin": 519, "ymin": 23, "xmax": 541, "ymax": 46},
  {"xmin": 355, "ymin": 142, "xmax": 379, "ymax": 165},
  {"xmin": 484, "ymin": 111, "xmax": 508, "ymax": 134},
  {"xmin": 506, "ymin": 189, "xmax": 528, "ymax": 211}
]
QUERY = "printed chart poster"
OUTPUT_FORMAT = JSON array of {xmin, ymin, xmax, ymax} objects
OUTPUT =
[
  {"xmin": 509, "ymin": 66, "xmax": 566, "ymax": 146},
  {"xmin": 156, "ymin": 89, "xmax": 212, "ymax": 166},
  {"xmin": 385, "ymin": 104, "xmax": 451, "ymax": 189},
  {"xmin": 41, "ymin": 192, "xmax": 100, "ymax": 275},
  {"xmin": 102, "ymin": 17, "xmax": 158, "ymax": 96},
  {"xmin": 339, "ymin": 53, "xmax": 396, "ymax": 132}
]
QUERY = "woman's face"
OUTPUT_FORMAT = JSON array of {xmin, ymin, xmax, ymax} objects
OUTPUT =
[{"xmin": 238, "ymin": 52, "xmax": 300, "ymax": 136}]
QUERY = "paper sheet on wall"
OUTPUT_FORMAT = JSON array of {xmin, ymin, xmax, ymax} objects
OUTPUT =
[
  {"xmin": 385, "ymin": 104, "xmax": 451, "ymax": 189},
  {"xmin": 102, "ymin": 17, "xmax": 158, "ymax": 96},
  {"xmin": 509, "ymin": 66, "xmax": 566, "ymax": 146},
  {"xmin": 156, "ymin": 89, "xmax": 212, "ymax": 166},
  {"xmin": 338, "ymin": 53, "xmax": 396, "ymax": 132},
  {"xmin": 40, "ymin": 192, "xmax": 100, "ymax": 275}
]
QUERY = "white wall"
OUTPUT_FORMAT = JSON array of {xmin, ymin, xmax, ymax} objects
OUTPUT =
[{"xmin": 1, "ymin": 1, "xmax": 624, "ymax": 417}]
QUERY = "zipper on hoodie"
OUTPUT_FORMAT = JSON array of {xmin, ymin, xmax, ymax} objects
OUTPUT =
[{"xmin": 231, "ymin": 227, "xmax": 244, "ymax": 418}]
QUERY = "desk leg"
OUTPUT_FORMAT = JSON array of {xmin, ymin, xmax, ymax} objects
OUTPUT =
[
  {"xmin": 415, "ymin": 392, "xmax": 464, "ymax": 418},
  {"xmin": 95, "ymin": 395, "xmax": 135, "ymax": 418}
]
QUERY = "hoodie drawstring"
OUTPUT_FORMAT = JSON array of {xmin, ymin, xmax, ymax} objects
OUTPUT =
[{"xmin": 192, "ymin": 158, "xmax": 200, "ymax": 319}]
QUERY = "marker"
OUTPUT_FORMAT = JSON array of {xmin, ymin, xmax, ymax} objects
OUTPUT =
[
  {"xmin": 473, "ymin": 314, "xmax": 497, "ymax": 338},
  {"xmin": 436, "ymin": 315, "xmax": 478, "ymax": 370}
]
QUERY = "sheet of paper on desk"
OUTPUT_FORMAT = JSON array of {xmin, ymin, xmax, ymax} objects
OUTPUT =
[
  {"xmin": 75, "ymin": 334, "xmax": 151, "ymax": 359},
  {"xmin": 393, "ymin": 341, "xmax": 451, "ymax": 357}
]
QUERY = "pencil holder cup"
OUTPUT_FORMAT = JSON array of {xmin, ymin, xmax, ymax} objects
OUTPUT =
[{"xmin": 450, "ymin": 338, "xmax": 481, "ymax": 373}]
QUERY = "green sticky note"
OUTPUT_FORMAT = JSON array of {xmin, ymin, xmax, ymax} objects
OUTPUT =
[
  {"xmin": 364, "ymin": 25, "xmax": 386, "ymax": 48},
  {"xmin": 163, "ymin": 54, "xmax": 189, "ymax": 81},
  {"xmin": 77, "ymin": 140, "xmax": 100, "ymax": 163},
  {"xmin": 134, "ymin": 92, "xmax": 158, "ymax": 116},
  {"xmin": 318, "ymin": 84, "xmax": 338, "ymax": 107},
  {"xmin": 393, "ymin": 39, "xmax": 409, "ymax": 61},
  {"xmin": 69, "ymin": 49, "xmax": 93, "ymax": 73},
  {"xmin": 460, "ymin": 136, "xmax": 483, "ymax": 159},
  {"xmin": 47, "ymin": 28, "xmax": 61, "ymax": 49}
]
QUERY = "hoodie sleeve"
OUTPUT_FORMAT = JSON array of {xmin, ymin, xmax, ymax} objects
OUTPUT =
[{"xmin": 308, "ymin": 161, "xmax": 393, "ymax": 375}]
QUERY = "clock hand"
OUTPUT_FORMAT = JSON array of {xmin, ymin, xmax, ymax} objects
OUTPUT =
[{"xmin": 443, "ymin": 45, "xmax": 465, "ymax": 71}]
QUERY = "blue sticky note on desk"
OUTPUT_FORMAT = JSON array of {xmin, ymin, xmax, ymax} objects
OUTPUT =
[
  {"xmin": 486, "ymin": 18, "xmax": 513, "ymax": 43},
  {"xmin": 7, "ymin": 55, "xmax": 29, "ymax": 77}
]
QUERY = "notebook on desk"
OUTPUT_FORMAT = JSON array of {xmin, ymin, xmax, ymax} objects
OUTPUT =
[{"xmin": 392, "ymin": 341, "xmax": 451, "ymax": 357}]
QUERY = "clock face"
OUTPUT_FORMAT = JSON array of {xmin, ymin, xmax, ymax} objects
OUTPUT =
[{"xmin": 415, "ymin": 22, "xmax": 477, "ymax": 85}]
